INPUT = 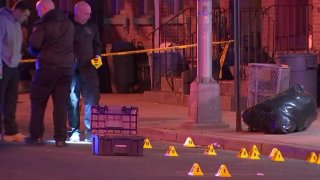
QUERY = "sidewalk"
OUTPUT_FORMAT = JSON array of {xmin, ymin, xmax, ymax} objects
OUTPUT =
[{"xmin": 14, "ymin": 93, "xmax": 320, "ymax": 160}]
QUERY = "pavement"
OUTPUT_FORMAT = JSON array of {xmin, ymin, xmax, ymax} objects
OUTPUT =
[{"xmin": 5, "ymin": 93, "xmax": 320, "ymax": 160}]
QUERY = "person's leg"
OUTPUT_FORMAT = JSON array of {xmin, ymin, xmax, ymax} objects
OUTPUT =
[
  {"xmin": 2, "ymin": 66, "xmax": 19, "ymax": 136},
  {"xmin": 80, "ymin": 67, "xmax": 100, "ymax": 141},
  {"xmin": 28, "ymin": 68, "xmax": 53, "ymax": 141},
  {"xmin": 52, "ymin": 68, "xmax": 72, "ymax": 146},
  {"xmin": 68, "ymin": 69, "xmax": 81, "ymax": 140}
]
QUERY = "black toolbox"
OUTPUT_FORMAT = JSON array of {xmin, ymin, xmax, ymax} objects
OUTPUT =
[{"xmin": 92, "ymin": 135, "xmax": 144, "ymax": 156}]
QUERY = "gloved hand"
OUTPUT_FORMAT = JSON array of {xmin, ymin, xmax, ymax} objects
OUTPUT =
[{"xmin": 91, "ymin": 55, "xmax": 102, "ymax": 69}]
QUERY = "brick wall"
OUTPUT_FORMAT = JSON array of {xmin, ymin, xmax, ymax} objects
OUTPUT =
[
  {"xmin": 101, "ymin": 0, "xmax": 200, "ymax": 50},
  {"xmin": 102, "ymin": 0, "xmax": 155, "ymax": 49},
  {"xmin": 26, "ymin": 0, "xmax": 320, "ymax": 57},
  {"xmin": 311, "ymin": 0, "xmax": 320, "ymax": 52}
]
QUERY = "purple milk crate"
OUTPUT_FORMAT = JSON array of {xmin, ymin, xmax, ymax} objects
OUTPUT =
[{"xmin": 91, "ymin": 105, "xmax": 138, "ymax": 135}]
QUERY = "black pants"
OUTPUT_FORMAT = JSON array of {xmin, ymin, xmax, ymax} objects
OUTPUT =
[
  {"xmin": 0, "ymin": 64, "xmax": 19, "ymax": 135},
  {"xmin": 68, "ymin": 66, "xmax": 100, "ymax": 133},
  {"xmin": 29, "ymin": 67, "xmax": 73, "ymax": 141}
]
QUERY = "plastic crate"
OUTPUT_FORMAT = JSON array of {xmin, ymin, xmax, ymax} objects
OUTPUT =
[
  {"xmin": 248, "ymin": 63, "xmax": 290, "ymax": 107},
  {"xmin": 91, "ymin": 105, "xmax": 138, "ymax": 135},
  {"xmin": 92, "ymin": 135, "xmax": 144, "ymax": 156}
]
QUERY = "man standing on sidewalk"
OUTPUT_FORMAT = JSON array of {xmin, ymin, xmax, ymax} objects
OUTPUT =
[
  {"xmin": 68, "ymin": 1, "xmax": 101, "ymax": 142},
  {"xmin": 0, "ymin": 0, "xmax": 31, "ymax": 142},
  {"xmin": 25, "ymin": 0, "xmax": 74, "ymax": 147}
]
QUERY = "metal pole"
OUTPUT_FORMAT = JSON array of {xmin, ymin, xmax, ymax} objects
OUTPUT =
[
  {"xmin": 154, "ymin": 0, "xmax": 160, "ymax": 48},
  {"xmin": 188, "ymin": 0, "xmax": 225, "ymax": 127},
  {"xmin": 233, "ymin": 0, "xmax": 242, "ymax": 131},
  {"xmin": 197, "ymin": 0, "xmax": 212, "ymax": 80}
]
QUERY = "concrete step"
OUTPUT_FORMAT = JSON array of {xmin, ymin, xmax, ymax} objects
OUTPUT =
[
  {"xmin": 144, "ymin": 90, "xmax": 248, "ymax": 111},
  {"xmin": 143, "ymin": 91, "xmax": 189, "ymax": 106},
  {"xmin": 219, "ymin": 80, "xmax": 248, "ymax": 97},
  {"xmin": 220, "ymin": 95, "xmax": 248, "ymax": 111},
  {"xmin": 160, "ymin": 77, "xmax": 182, "ymax": 93},
  {"xmin": 149, "ymin": 78, "xmax": 249, "ymax": 111},
  {"xmin": 160, "ymin": 77, "xmax": 249, "ymax": 97}
]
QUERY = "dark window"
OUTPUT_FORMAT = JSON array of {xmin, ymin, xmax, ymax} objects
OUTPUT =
[
  {"xmin": 107, "ymin": 0, "xmax": 124, "ymax": 16},
  {"xmin": 137, "ymin": 0, "xmax": 154, "ymax": 16},
  {"xmin": 167, "ymin": 0, "xmax": 183, "ymax": 15}
]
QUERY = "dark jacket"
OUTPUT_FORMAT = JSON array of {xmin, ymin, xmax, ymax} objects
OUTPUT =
[
  {"xmin": 29, "ymin": 9, "xmax": 74, "ymax": 68},
  {"xmin": 73, "ymin": 19, "xmax": 101, "ymax": 68}
]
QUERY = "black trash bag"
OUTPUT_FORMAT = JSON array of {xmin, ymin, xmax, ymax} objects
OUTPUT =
[{"xmin": 242, "ymin": 85, "xmax": 317, "ymax": 134}]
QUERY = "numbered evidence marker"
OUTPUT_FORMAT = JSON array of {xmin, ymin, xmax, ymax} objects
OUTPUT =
[
  {"xmin": 91, "ymin": 55, "xmax": 102, "ymax": 69},
  {"xmin": 143, "ymin": 138, "xmax": 152, "ymax": 149},
  {"xmin": 164, "ymin": 146, "xmax": 179, "ymax": 157},
  {"xmin": 268, "ymin": 148, "xmax": 279, "ymax": 159},
  {"xmin": 306, "ymin": 152, "xmax": 317, "ymax": 163},
  {"xmin": 215, "ymin": 164, "xmax": 231, "ymax": 177},
  {"xmin": 271, "ymin": 150, "xmax": 285, "ymax": 162},
  {"xmin": 203, "ymin": 144, "xmax": 217, "ymax": 156},
  {"xmin": 249, "ymin": 145, "xmax": 260, "ymax": 156},
  {"xmin": 237, "ymin": 148, "xmax": 248, "ymax": 159},
  {"xmin": 316, "ymin": 154, "xmax": 320, "ymax": 165},
  {"xmin": 248, "ymin": 145, "xmax": 260, "ymax": 160},
  {"xmin": 188, "ymin": 163, "xmax": 204, "ymax": 176},
  {"xmin": 249, "ymin": 150, "xmax": 260, "ymax": 160},
  {"xmin": 183, "ymin": 137, "xmax": 195, "ymax": 148}
]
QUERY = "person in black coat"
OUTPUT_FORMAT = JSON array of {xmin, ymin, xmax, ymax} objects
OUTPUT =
[
  {"xmin": 68, "ymin": 1, "xmax": 101, "ymax": 142},
  {"xmin": 25, "ymin": 0, "xmax": 74, "ymax": 147}
]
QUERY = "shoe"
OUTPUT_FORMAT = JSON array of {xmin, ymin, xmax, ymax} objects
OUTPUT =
[
  {"xmin": 55, "ymin": 141, "xmax": 66, "ymax": 147},
  {"xmin": 24, "ymin": 136, "xmax": 44, "ymax": 145},
  {"xmin": 4, "ymin": 133, "xmax": 26, "ymax": 142},
  {"xmin": 69, "ymin": 132, "xmax": 80, "ymax": 142},
  {"xmin": 84, "ymin": 130, "xmax": 92, "ymax": 142}
]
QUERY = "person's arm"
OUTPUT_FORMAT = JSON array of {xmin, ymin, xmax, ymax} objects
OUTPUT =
[{"xmin": 29, "ymin": 24, "xmax": 45, "ymax": 55}]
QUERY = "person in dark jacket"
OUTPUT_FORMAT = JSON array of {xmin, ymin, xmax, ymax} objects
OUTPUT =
[
  {"xmin": 68, "ymin": 1, "xmax": 101, "ymax": 142},
  {"xmin": 25, "ymin": 0, "xmax": 74, "ymax": 147},
  {"xmin": 0, "ymin": 0, "xmax": 31, "ymax": 142}
]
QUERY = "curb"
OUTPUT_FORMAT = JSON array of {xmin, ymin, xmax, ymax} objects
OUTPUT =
[{"xmin": 138, "ymin": 127, "xmax": 320, "ymax": 161}]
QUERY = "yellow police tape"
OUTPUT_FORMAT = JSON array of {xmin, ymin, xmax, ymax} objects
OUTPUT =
[
  {"xmin": 100, "ymin": 40, "xmax": 234, "ymax": 57},
  {"xmin": 19, "ymin": 40, "xmax": 233, "ymax": 78},
  {"xmin": 219, "ymin": 42, "xmax": 231, "ymax": 79}
]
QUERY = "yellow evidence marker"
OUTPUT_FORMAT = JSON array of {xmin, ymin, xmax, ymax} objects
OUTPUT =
[
  {"xmin": 237, "ymin": 148, "xmax": 249, "ymax": 159},
  {"xmin": 306, "ymin": 152, "xmax": 317, "ymax": 163},
  {"xmin": 203, "ymin": 144, "xmax": 217, "ymax": 156},
  {"xmin": 91, "ymin": 55, "xmax": 102, "ymax": 69},
  {"xmin": 268, "ymin": 148, "xmax": 279, "ymax": 159},
  {"xmin": 188, "ymin": 163, "xmax": 204, "ymax": 176},
  {"xmin": 271, "ymin": 150, "xmax": 285, "ymax": 162},
  {"xmin": 249, "ymin": 145, "xmax": 260, "ymax": 156},
  {"xmin": 164, "ymin": 146, "xmax": 179, "ymax": 157},
  {"xmin": 183, "ymin": 137, "xmax": 195, "ymax": 148},
  {"xmin": 143, "ymin": 138, "xmax": 152, "ymax": 149},
  {"xmin": 215, "ymin": 164, "xmax": 231, "ymax": 177}
]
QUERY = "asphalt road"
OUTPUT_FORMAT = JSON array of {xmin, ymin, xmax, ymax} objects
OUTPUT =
[{"xmin": 0, "ymin": 140, "xmax": 320, "ymax": 180}]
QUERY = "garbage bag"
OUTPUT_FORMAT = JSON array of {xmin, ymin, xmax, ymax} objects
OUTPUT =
[{"xmin": 242, "ymin": 85, "xmax": 317, "ymax": 134}]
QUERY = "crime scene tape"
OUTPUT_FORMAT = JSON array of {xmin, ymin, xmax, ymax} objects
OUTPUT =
[
  {"xmin": 100, "ymin": 40, "xmax": 234, "ymax": 57},
  {"xmin": 219, "ymin": 42, "xmax": 231, "ymax": 79},
  {"xmin": 19, "ymin": 40, "xmax": 234, "ymax": 68}
]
